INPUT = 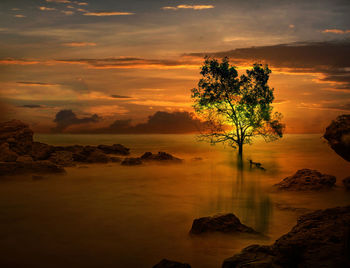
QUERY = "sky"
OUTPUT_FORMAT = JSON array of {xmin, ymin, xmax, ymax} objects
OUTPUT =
[{"xmin": 0, "ymin": 0, "xmax": 349, "ymax": 133}]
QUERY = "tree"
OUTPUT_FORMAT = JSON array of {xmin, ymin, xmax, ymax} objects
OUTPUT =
[{"xmin": 191, "ymin": 57, "xmax": 284, "ymax": 156}]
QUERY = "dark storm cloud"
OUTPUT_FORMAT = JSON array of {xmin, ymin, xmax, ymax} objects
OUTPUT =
[
  {"xmin": 17, "ymin": 81, "xmax": 57, "ymax": 86},
  {"xmin": 18, "ymin": 104, "xmax": 43, "ymax": 108},
  {"xmin": 53, "ymin": 109, "xmax": 100, "ymax": 132},
  {"xmin": 188, "ymin": 40, "xmax": 350, "ymax": 90},
  {"xmin": 102, "ymin": 111, "xmax": 205, "ymax": 134}
]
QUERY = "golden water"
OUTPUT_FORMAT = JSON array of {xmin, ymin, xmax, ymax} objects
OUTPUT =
[{"xmin": 0, "ymin": 134, "xmax": 349, "ymax": 267}]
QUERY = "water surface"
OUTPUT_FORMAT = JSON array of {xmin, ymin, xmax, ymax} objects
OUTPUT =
[{"xmin": 0, "ymin": 134, "xmax": 349, "ymax": 268}]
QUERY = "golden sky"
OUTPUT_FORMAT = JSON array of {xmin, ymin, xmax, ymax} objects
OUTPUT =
[{"xmin": 0, "ymin": 0, "xmax": 349, "ymax": 133}]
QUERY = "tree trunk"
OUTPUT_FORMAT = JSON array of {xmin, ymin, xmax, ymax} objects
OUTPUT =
[{"xmin": 238, "ymin": 143, "xmax": 243, "ymax": 156}]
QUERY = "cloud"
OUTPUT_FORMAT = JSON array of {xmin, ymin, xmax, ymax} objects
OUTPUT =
[
  {"xmin": 17, "ymin": 81, "xmax": 57, "ymax": 86},
  {"xmin": 83, "ymin": 11, "xmax": 134, "ymax": 16},
  {"xmin": 322, "ymin": 29, "xmax": 350, "ymax": 34},
  {"xmin": 39, "ymin": 7, "xmax": 57, "ymax": 11},
  {"xmin": 162, "ymin": 5, "xmax": 215, "ymax": 11},
  {"xmin": 14, "ymin": 15, "xmax": 26, "ymax": 18},
  {"xmin": 46, "ymin": 0, "xmax": 71, "ymax": 3},
  {"xmin": 298, "ymin": 102, "xmax": 350, "ymax": 112},
  {"xmin": 104, "ymin": 111, "xmax": 205, "ymax": 134},
  {"xmin": 110, "ymin": 94, "xmax": 132, "ymax": 99},
  {"xmin": 53, "ymin": 109, "xmax": 101, "ymax": 132},
  {"xmin": 62, "ymin": 42, "xmax": 96, "ymax": 47},
  {"xmin": 61, "ymin": 10, "xmax": 74, "ymax": 15},
  {"xmin": 18, "ymin": 104, "xmax": 44, "ymax": 108},
  {"xmin": 188, "ymin": 40, "xmax": 350, "ymax": 90}
]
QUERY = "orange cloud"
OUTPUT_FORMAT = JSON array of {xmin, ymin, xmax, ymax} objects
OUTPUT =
[
  {"xmin": 39, "ymin": 6, "xmax": 56, "ymax": 11},
  {"xmin": 46, "ymin": 0, "xmax": 71, "ymax": 3},
  {"xmin": 322, "ymin": 29, "xmax": 350, "ymax": 34},
  {"xmin": 14, "ymin": 15, "xmax": 26, "ymax": 18},
  {"xmin": 162, "ymin": 5, "xmax": 215, "ymax": 10},
  {"xmin": 83, "ymin": 11, "xmax": 134, "ymax": 16},
  {"xmin": 62, "ymin": 42, "xmax": 97, "ymax": 47}
]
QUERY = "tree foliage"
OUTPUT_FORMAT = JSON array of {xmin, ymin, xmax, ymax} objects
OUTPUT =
[{"xmin": 191, "ymin": 57, "xmax": 285, "ymax": 155}]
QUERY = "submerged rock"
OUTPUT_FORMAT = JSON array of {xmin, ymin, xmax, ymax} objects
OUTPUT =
[
  {"xmin": 121, "ymin": 157, "xmax": 142, "ymax": 166},
  {"xmin": 190, "ymin": 213, "xmax": 258, "ymax": 235},
  {"xmin": 97, "ymin": 144, "xmax": 130, "ymax": 155},
  {"xmin": 222, "ymin": 206, "xmax": 350, "ymax": 268},
  {"xmin": 49, "ymin": 151, "xmax": 75, "ymax": 166},
  {"xmin": 0, "ymin": 160, "xmax": 66, "ymax": 176},
  {"xmin": 343, "ymin": 177, "xmax": 350, "ymax": 191},
  {"xmin": 140, "ymin": 152, "xmax": 182, "ymax": 162},
  {"xmin": 31, "ymin": 142, "xmax": 54, "ymax": 160},
  {"xmin": 324, "ymin": 114, "xmax": 350, "ymax": 162},
  {"xmin": 274, "ymin": 169, "xmax": 336, "ymax": 191},
  {"xmin": 153, "ymin": 259, "xmax": 191, "ymax": 268},
  {"xmin": 0, "ymin": 120, "xmax": 33, "ymax": 155}
]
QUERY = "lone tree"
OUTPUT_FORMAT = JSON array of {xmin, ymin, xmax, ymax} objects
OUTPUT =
[{"xmin": 191, "ymin": 57, "xmax": 284, "ymax": 156}]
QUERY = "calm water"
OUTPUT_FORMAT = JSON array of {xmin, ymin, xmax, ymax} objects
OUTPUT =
[{"xmin": 0, "ymin": 134, "xmax": 349, "ymax": 268}]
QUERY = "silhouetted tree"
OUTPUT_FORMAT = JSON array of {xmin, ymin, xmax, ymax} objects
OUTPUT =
[{"xmin": 191, "ymin": 57, "xmax": 284, "ymax": 156}]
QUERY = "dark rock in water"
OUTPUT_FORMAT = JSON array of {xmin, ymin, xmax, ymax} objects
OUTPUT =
[
  {"xmin": 69, "ymin": 146, "xmax": 110, "ymax": 163},
  {"xmin": 85, "ymin": 149, "xmax": 110, "ymax": 163},
  {"xmin": 324, "ymin": 114, "xmax": 350, "ymax": 162},
  {"xmin": 0, "ymin": 142, "xmax": 18, "ymax": 162},
  {"xmin": 140, "ymin": 152, "xmax": 182, "ymax": 162},
  {"xmin": 153, "ymin": 259, "xmax": 191, "ymax": 268},
  {"xmin": 110, "ymin": 156, "xmax": 121, "ymax": 163},
  {"xmin": 274, "ymin": 169, "xmax": 336, "ymax": 191},
  {"xmin": 97, "ymin": 144, "xmax": 130, "ymax": 155},
  {"xmin": 121, "ymin": 157, "xmax": 142, "ymax": 166},
  {"xmin": 190, "ymin": 213, "xmax": 258, "ymax": 235},
  {"xmin": 0, "ymin": 120, "xmax": 33, "ymax": 155},
  {"xmin": 0, "ymin": 160, "xmax": 66, "ymax": 176},
  {"xmin": 16, "ymin": 155, "xmax": 34, "ymax": 162},
  {"xmin": 222, "ymin": 206, "xmax": 350, "ymax": 268},
  {"xmin": 343, "ymin": 177, "xmax": 350, "ymax": 191},
  {"xmin": 31, "ymin": 142, "xmax": 54, "ymax": 160},
  {"xmin": 49, "ymin": 151, "xmax": 75, "ymax": 166}
]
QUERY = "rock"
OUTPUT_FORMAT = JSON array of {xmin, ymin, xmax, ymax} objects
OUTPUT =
[
  {"xmin": 0, "ymin": 160, "xmax": 66, "ymax": 176},
  {"xmin": 0, "ymin": 143, "xmax": 18, "ymax": 162},
  {"xmin": 97, "ymin": 144, "xmax": 130, "ymax": 155},
  {"xmin": 49, "ymin": 151, "xmax": 75, "ymax": 166},
  {"xmin": 70, "ymin": 146, "xmax": 110, "ymax": 163},
  {"xmin": 222, "ymin": 206, "xmax": 350, "ymax": 268},
  {"xmin": 110, "ymin": 157, "xmax": 121, "ymax": 162},
  {"xmin": 274, "ymin": 169, "xmax": 336, "ymax": 191},
  {"xmin": 0, "ymin": 120, "xmax": 33, "ymax": 155},
  {"xmin": 140, "ymin": 152, "xmax": 182, "ymax": 162},
  {"xmin": 121, "ymin": 157, "xmax": 142, "ymax": 166},
  {"xmin": 190, "ymin": 213, "xmax": 258, "ymax": 235},
  {"xmin": 324, "ymin": 114, "xmax": 350, "ymax": 162},
  {"xmin": 16, "ymin": 155, "xmax": 34, "ymax": 162},
  {"xmin": 343, "ymin": 177, "xmax": 350, "ymax": 190},
  {"xmin": 31, "ymin": 142, "xmax": 54, "ymax": 160},
  {"xmin": 153, "ymin": 259, "xmax": 191, "ymax": 268},
  {"xmin": 85, "ymin": 149, "xmax": 110, "ymax": 163}
]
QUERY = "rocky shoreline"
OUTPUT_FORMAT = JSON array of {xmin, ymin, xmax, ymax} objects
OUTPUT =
[{"xmin": 0, "ymin": 120, "xmax": 182, "ymax": 176}]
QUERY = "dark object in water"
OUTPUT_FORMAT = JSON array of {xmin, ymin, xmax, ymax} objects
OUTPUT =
[
  {"xmin": 324, "ymin": 114, "xmax": 350, "ymax": 162},
  {"xmin": 121, "ymin": 157, "xmax": 142, "ymax": 166},
  {"xmin": 222, "ymin": 206, "xmax": 350, "ymax": 268},
  {"xmin": 153, "ymin": 259, "xmax": 191, "ymax": 268},
  {"xmin": 343, "ymin": 176, "xmax": 350, "ymax": 191},
  {"xmin": 190, "ymin": 213, "xmax": 258, "ymax": 235},
  {"xmin": 141, "ymin": 152, "xmax": 182, "ymax": 162},
  {"xmin": 249, "ymin": 159, "xmax": 266, "ymax": 171},
  {"xmin": 274, "ymin": 169, "xmax": 336, "ymax": 191}
]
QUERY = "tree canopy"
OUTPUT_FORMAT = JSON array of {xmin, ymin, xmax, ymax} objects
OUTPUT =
[{"xmin": 191, "ymin": 57, "xmax": 284, "ymax": 155}]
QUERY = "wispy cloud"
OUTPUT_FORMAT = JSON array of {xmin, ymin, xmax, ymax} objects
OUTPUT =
[
  {"xmin": 110, "ymin": 94, "xmax": 132, "ymax": 99},
  {"xmin": 162, "ymin": 5, "xmax": 215, "ymax": 11},
  {"xmin": 83, "ymin": 11, "xmax": 134, "ymax": 16},
  {"xmin": 39, "ymin": 6, "xmax": 57, "ymax": 11},
  {"xmin": 14, "ymin": 14, "xmax": 26, "ymax": 18},
  {"xmin": 62, "ymin": 42, "xmax": 96, "ymax": 47},
  {"xmin": 61, "ymin": 10, "xmax": 74, "ymax": 15},
  {"xmin": 46, "ymin": 0, "xmax": 71, "ymax": 3},
  {"xmin": 322, "ymin": 29, "xmax": 350, "ymax": 34},
  {"xmin": 17, "ymin": 82, "xmax": 57, "ymax": 86}
]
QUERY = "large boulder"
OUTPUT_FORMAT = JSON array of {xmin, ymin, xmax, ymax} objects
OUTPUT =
[
  {"xmin": 190, "ymin": 213, "xmax": 258, "ymax": 235},
  {"xmin": 222, "ymin": 206, "xmax": 350, "ymax": 268},
  {"xmin": 324, "ymin": 114, "xmax": 350, "ymax": 162},
  {"xmin": 274, "ymin": 169, "xmax": 336, "ymax": 191},
  {"xmin": 140, "ymin": 152, "xmax": 182, "ymax": 163},
  {"xmin": 0, "ymin": 120, "xmax": 33, "ymax": 155},
  {"xmin": 153, "ymin": 259, "xmax": 191, "ymax": 268},
  {"xmin": 97, "ymin": 144, "xmax": 130, "ymax": 155},
  {"xmin": 31, "ymin": 142, "xmax": 54, "ymax": 160},
  {"xmin": 0, "ymin": 160, "xmax": 66, "ymax": 176},
  {"xmin": 0, "ymin": 142, "xmax": 18, "ymax": 162}
]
